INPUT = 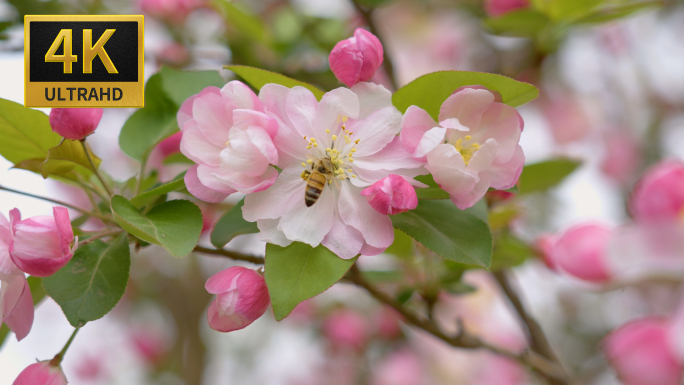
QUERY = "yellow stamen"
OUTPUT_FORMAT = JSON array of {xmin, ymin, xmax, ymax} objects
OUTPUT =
[
  {"xmin": 326, "ymin": 129, "xmax": 330, "ymax": 133},
  {"xmin": 313, "ymin": 143, "xmax": 318, "ymax": 147},
  {"xmin": 348, "ymin": 169, "xmax": 352, "ymax": 172},
  {"xmin": 332, "ymin": 135, "xmax": 337, "ymax": 140},
  {"xmin": 352, "ymin": 175, "xmax": 356, "ymax": 178},
  {"xmin": 301, "ymin": 162, "xmax": 306, "ymax": 167},
  {"xmin": 355, "ymin": 139, "xmax": 360, "ymax": 144},
  {"xmin": 351, "ymin": 148, "xmax": 356, "ymax": 153},
  {"xmin": 465, "ymin": 135, "xmax": 472, "ymax": 141},
  {"xmin": 307, "ymin": 145, "xmax": 311, "ymax": 149},
  {"xmin": 310, "ymin": 138, "xmax": 316, "ymax": 143},
  {"xmin": 307, "ymin": 159, "xmax": 313, "ymax": 164}
]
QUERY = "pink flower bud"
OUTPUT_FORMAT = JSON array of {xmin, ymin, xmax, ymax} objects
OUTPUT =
[
  {"xmin": 49, "ymin": 108, "xmax": 103, "ymax": 141},
  {"xmin": 329, "ymin": 28, "xmax": 384, "ymax": 87},
  {"xmin": 534, "ymin": 234, "xmax": 558, "ymax": 271},
  {"xmin": 629, "ymin": 160, "xmax": 684, "ymax": 223},
  {"xmin": 604, "ymin": 317, "xmax": 683, "ymax": 385},
  {"xmin": 484, "ymin": 0, "xmax": 529, "ymax": 17},
  {"xmin": 375, "ymin": 306, "xmax": 403, "ymax": 339},
  {"xmin": 552, "ymin": 223, "xmax": 612, "ymax": 283},
  {"xmin": 361, "ymin": 175, "xmax": 418, "ymax": 215},
  {"xmin": 9, "ymin": 207, "xmax": 77, "ymax": 277},
  {"xmin": 322, "ymin": 309, "xmax": 369, "ymax": 351},
  {"xmin": 205, "ymin": 266, "xmax": 270, "ymax": 332},
  {"xmin": 371, "ymin": 349, "xmax": 424, "ymax": 385},
  {"xmin": 157, "ymin": 132, "xmax": 183, "ymax": 158},
  {"xmin": 13, "ymin": 361, "xmax": 68, "ymax": 385}
]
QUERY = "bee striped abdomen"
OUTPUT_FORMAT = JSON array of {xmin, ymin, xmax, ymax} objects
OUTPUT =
[{"xmin": 305, "ymin": 171, "xmax": 327, "ymax": 207}]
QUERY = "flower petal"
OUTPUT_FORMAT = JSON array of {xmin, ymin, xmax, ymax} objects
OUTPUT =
[
  {"xmin": 488, "ymin": 145, "xmax": 524, "ymax": 190},
  {"xmin": 278, "ymin": 184, "xmax": 334, "ymax": 247},
  {"xmin": 438, "ymin": 88, "xmax": 495, "ymax": 129},
  {"xmin": 338, "ymin": 183, "xmax": 393, "ymax": 249},
  {"xmin": 184, "ymin": 165, "xmax": 231, "ymax": 203},
  {"xmin": 350, "ymin": 82, "xmax": 392, "ymax": 119},
  {"xmin": 400, "ymin": 106, "xmax": 438, "ymax": 158},
  {"xmin": 243, "ymin": 168, "xmax": 305, "ymax": 222}
]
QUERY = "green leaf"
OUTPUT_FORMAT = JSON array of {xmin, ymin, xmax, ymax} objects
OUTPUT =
[
  {"xmin": 265, "ymin": 242, "xmax": 357, "ymax": 320},
  {"xmin": 572, "ymin": 1, "xmax": 663, "ymax": 24},
  {"xmin": 484, "ymin": 10, "xmax": 551, "ymax": 37},
  {"xmin": 391, "ymin": 200, "xmax": 492, "ymax": 267},
  {"xmin": 392, "ymin": 71, "xmax": 539, "ymax": 120},
  {"xmin": 0, "ymin": 98, "xmax": 61, "ymax": 164},
  {"xmin": 414, "ymin": 174, "xmax": 450, "ymax": 200},
  {"xmin": 213, "ymin": 0, "xmax": 271, "ymax": 44},
  {"xmin": 158, "ymin": 67, "xmax": 225, "ymax": 107},
  {"xmin": 43, "ymin": 235, "xmax": 131, "ymax": 327},
  {"xmin": 543, "ymin": 0, "xmax": 603, "ymax": 21},
  {"xmin": 518, "ymin": 158, "xmax": 581, "ymax": 194},
  {"xmin": 384, "ymin": 228, "xmax": 414, "ymax": 258},
  {"xmin": 129, "ymin": 172, "xmax": 186, "ymax": 207},
  {"xmin": 111, "ymin": 196, "xmax": 203, "ymax": 258},
  {"xmin": 163, "ymin": 153, "xmax": 193, "ymax": 164},
  {"xmin": 41, "ymin": 139, "xmax": 101, "ymax": 179},
  {"xmin": 210, "ymin": 199, "xmax": 259, "ymax": 248},
  {"xmin": 119, "ymin": 74, "xmax": 178, "ymax": 162},
  {"xmin": 224, "ymin": 65, "xmax": 325, "ymax": 101},
  {"xmin": 491, "ymin": 232, "xmax": 533, "ymax": 270}
]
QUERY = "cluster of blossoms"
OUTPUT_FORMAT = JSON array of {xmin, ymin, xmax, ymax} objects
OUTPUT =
[
  {"xmin": 536, "ymin": 159, "xmax": 684, "ymax": 384},
  {"xmin": 176, "ymin": 28, "xmax": 527, "ymax": 332}
]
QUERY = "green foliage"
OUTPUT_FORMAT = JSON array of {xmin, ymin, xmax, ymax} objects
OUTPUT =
[
  {"xmin": 572, "ymin": 1, "xmax": 663, "ymax": 24},
  {"xmin": 384, "ymin": 228, "xmax": 414, "ymax": 258},
  {"xmin": 518, "ymin": 158, "xmax": 581, "ymax": 194},
  {"xmin": 490, "ymin": 231, "xmax": 534, "ymax": 271},
  {"xmin": 111, "ymin": 196, "xmax": 203, "ymax": 258},
  {"xmin": 0, "ymin": 98, "xmax": 61, "ymax": 164},
  {"xmin": 392, "ymin": 71, "xmax": 539, "ymax": 120},
  {"xmin": 40, "ymin": 139, "xmax": 101, "ymax": 179},
  {"xmin": 484, "ymin": 10, "xmax": 552, "ymax": 37},
  {"xmin": 213, "ymin": 0, "xmax": 271, "ymax": 44},
  {"xmin": 130, "ymin": 172, "xmax": 186, "ymax": 207},
  {"xmin": 43, "ymin": 235, "xmax": 131, "ymax": 327},
  {"xmin": 265, "ymin": 242, "xmax": 357, "ymax": 320},
  {"xmin": 210, "ymin": 199, "xmax": 259, "ymax": 248},
  {"xmin": 119, "ymin": 68, "xmax": 224, "ymax": 162},
  {"xmin": 391, "ymin": 200, "xmax": 492, "ymax": 268},
  {"xmin": 224, "ymin": 65, "xmax": 325, "ymax": 100}
]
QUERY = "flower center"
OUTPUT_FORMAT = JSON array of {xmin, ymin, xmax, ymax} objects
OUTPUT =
[
  {"xmin": 299, "ymin": 116, "xmax": 361, "ymax": 183},
  {"xmin": 453, "ymin": 135, "xmax": 480, "ymax": 165}
]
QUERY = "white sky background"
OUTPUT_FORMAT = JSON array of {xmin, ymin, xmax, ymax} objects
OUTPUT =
[{"xmin": 3, "ymin": 2, "xmax": 681, "ymax": 383}]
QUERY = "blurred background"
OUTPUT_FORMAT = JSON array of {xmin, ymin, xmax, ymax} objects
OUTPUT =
[{"xmin": 1, "ymin": 0, "xmax": 684, "ymax": 384}]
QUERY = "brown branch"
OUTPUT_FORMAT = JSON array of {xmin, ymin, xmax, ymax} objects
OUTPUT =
[
  {"xmin": 193, "ymin": 245, "xmax": 265, "ymax": 265},
  {"xmin": 78, "ymin": 230, "xmax": 123, "ymax": 247},
  {"xmin": 493, "ymin": 270, "xmax": 570, "ymax": 385},
  {"xmin": 350, "ymin": 0, "xmax": 398, "ymax": 91}
]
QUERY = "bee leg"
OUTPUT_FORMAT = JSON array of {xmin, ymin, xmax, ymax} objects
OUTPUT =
[{"xmin": 301, "ymin": 170, "xmax": 311, "ymax": 180}]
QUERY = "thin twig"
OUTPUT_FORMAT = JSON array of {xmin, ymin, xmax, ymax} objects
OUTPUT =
[
  {"xmin": 193, "ymin": 245, "xmax": 265, "ymax": 265},
  {"xmin": 493, "ymin": 270, "xmax": 570, "ymax": 385},
  {"xmin": 351, "ymin": 0, "xmax": 398, "ymax": 91},
  {"xmin": 0, "ymin": 185, "xmax": 116, "ymax": 223},
  {"xmin": 78, "ymin": 230, "xmax": 123, "ymax": 247},
  {"xmin": 81, "ymin": 140, "xmax": 113, "ymax": 197}
]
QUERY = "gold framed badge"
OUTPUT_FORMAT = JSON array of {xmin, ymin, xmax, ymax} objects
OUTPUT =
[{"xmin": 24, "ymin": 15, "xmax": 144, "ymax": 108}]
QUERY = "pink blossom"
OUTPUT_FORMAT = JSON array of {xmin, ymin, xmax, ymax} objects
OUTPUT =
[
  {"xmin": 600, "ymin": 132, "xmax": 640, "ymax": 184},
  {"xmin": 13, "ymin": 361, "xmax": 67, "ymax": 385},
  {"xmin": 157, "ymin": 132, "xmax": 183, "ymax": 158},
  {"xmin": 243, "ymin": 83, "xmax": 425, "ymax": 259},
  {"xmin": 179, "ymin": 81, "xmax": 280, "ymax": 203},
  {"xmin": 205, "ymin": 266, "xmax": 270, "ymax": 333},
  {"xmin": 130, "ymin": 328, "xmax": 169, "ymax": 365},
  {"xmin": 551, "ymin": 223, "xmax": 612, "ymax": 283},
  {"xmin": 604, "ymin": 317, "xmax": 683, "ymax": 385},
  {"xmin": 361, "ymin": 174, "xmax": 418, "ymax": 215},
  {"xmin": 49, "ymin": 108, "xmax": 103, "ymax": 141},
  {"xmin": 9, "ymin": 207, "xmax": 77, "ymax": 278},
  {"xmin": 400, "ymin": 86, "xmax": 524, "ymax": 209},
  {"xmin": 540, "ymin": 96, "xmax": 592, "ymax": 145},
  {"xmin": 323, "ymin": 309, "xmax": 369, "ymax": 351},
  {"xmin": 329, "ymin": 28, "xmax": 384, "ymax": 87},
  {"xmin": 484, "ymin": 0, "xmax": 529, "ymax": 16},
  {"xmin": 0, "ymin": 212, "xmax": 34, "ymax": 341},
  {"xmin": 534, "ymin": 234, "xmax": 558, "ymax": 271},
  {"xmin": 629, "ymin": 160, "xmax": 684, "ymax": 223},
  {"xmin": 371, "ymin": 349, "xmax": 425, "ymax": 385},
  {"xmin": 374, "ymin": 306, "xmax": 403, "ymax": 339}
]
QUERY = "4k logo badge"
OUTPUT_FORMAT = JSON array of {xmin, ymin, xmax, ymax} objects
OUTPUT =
[{"xmin": 24, "ymin": 15, "xmax": 144, "ymax": 108}]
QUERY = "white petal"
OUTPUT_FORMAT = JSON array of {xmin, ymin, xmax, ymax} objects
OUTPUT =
[
  {"xmin": 278, "ymin": 185, "xmax": 334, "ymax": 246},
  {"xmin": 242, "ymin": 168, "xmax": 304, "ymax": 221}
]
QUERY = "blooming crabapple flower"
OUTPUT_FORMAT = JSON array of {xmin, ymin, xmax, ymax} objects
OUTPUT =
[
  {"xmin": 323, "ymin": 309, "xmax": 369, "ymax": 351},
  {"xmin": 0, "ymin": 213, "xmax": 34, "ymax": 341},
  {"xmin": 400, "ymin": 86, "xmax": 524, "ymax": 210},
  {"xmin": 179, "ymin": 81, "xmax": 280, "ymax": 203},
  {"xmin": 551, "ymin": 223, "xmax": 613, "ymax": 283},
  {"xmin": 243, "ymin": 83, "xmax": 425, "ymax": 259},
  {"xmin": 329, "ymin": 28, "xmax": 384, "ymax": 87},
  {"xmin": 361, "ymin": 174, "xmax": 418, "ymax": 215},
  {"xmin": 629, "ymin": 159, "xmax": 684, "ymax": 223},
  {"xmin": 49, "ymin": 108, "xmax": 103, "ymax": 141},
  {"xmin": 9, "ymin": 207, "xmax": 76, "ymax": 278},
  {"xmin": 604, "ymin": 317, "xmax": 683, "ymax": 385},
  {"xmin": 13, "ymin": 361, "xmax": 68, "ymax": 385},
  {"xmin": 484, "ymin": 0, "xmax": 529, "ymax": 17},
  {"xmin": 205, "ymin": 266, "xmax": 270, "ymax": 333}
]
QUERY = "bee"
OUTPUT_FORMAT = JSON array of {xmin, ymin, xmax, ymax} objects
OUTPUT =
[{"xmin": 302, "ymin": 157, "xmax": 334, "ymax": 207}]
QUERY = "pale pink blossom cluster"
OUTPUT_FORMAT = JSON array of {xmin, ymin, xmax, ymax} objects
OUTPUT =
[{"xmin": 1, "ymin": 207, "xmax": 76, "ymax": 342}]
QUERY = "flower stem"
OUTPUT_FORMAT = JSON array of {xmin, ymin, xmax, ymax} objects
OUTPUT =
[
  {"xmin": 78, "ymin": 230, "xmax": 123, "ymax": 247},
  {"xmin": 134, "ymin": 155, "xmax": 148, "ymax": 196},
  {"xmin": 49, "ymin": 328, "xmax": 80, "ymax": 367},
  {"xmin": 0, "ymin": 185, "xmax": 116, "ymax": 224},
  {"xmin": 80, "ymin": 140, "xmax": 113, "ymax": 198}
]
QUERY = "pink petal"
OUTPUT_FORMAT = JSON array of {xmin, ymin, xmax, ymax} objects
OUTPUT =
[
  {"xmin": 52, "ymin": 207, "xmax": 73, "ymax": 257},
  {"xmin": 413, "ymin": 126, "xmax": 447, "ymax": 159},
  {"xmin": 179, "ymin": 120, "xmax": 224, "ymax": 168},
  {"xmin": 488, "ymin": 145, "xmax": 525, "ymax": 190},
  {"xmin": 350, "ymin": 82, "xmax": 392, "ymax": 119},
  {"xmin": 554, "ymin": 223, "xmax": 612, "ymax": 283},
  {"xmin": 313, "ymin": 87, "xmax": 360, "ymax": 148},
  {"xmin": 354, "ymin": 28, "xmax": 384, "ymax": 82},
  {"xmin": 234, "ymin": 269, "xmax": 270, "ymax": 320},
  {"xmin": 205, "ymin": 266, "xmax": 246, "ymax": 294},
  {"xmin": 13, "ymin": 362, "xmax": 68, "ymax": 385},
  {"xmin": 184, "ymin": 165, "xmax": 231, "ymax": 203},
  {"xmin": 346, "ymin": 106, "xmax": 402, "ymax": 157},
  {"xmin": 286, "ymin": 87, "xmax": 319, "ymax": 139},
  {"xmin": 466, "ymin": 138, "xmax": 498, "ymax": 173},
  {"xmin": 221, "ymin": 127, "xmax": 271, "ymax": 177},
  {"xmin": 329, "ymin": 43, "xmax": 364, "ymax": 88},
  {"xmin": 243, "ymin": 168, "xmax": 306, "ymax": 222},
  {"xmin": 471, "ymin": 102, "xmax": 522, "ymax": 163},
  {"xmin": 220, "ymin": 80, "xmax": 263, "ymax": 111},
  {"xmin": 425, "ymin": 144, "xmax": 479, "ymax": 202},
  {"xmin": 400, "ymin": 106, "xmax": 438, "ymax": 159},
  {"xmin": 352, "ymin": 137, "xmax": 425, "ymax": 171},
  {"xmin": 322, "ymin": 205, "xmax": 364, "ymax": 259},
  {"xmin": 191, "ymin": 86, "xmax": 232, "ymax": 146},
  {"xmin": 195, "ymin": 165, "xmax": 244, "ymax": 194},
  {"xmin": 278, "ymin": 184, "xmax": 335, "ymax": 247},
  {"xmin": 438, "ymin": 88, "xmax": 495, "ymax": 130},
  {"xmin": 177, "ymin": 94, "xmax": 197, "ymax": 131},
  {"xmin": 3, "ymin": 277, "xmax": 33, "ymax": 341},
  {"xmin": 256, "ymin": 219, "xmax": 293, "ymax": 247},
  {"xmin": 339, "ymin": 183, "xmax": 394, "ymax": 249},
  {"xmin": 207, "ymin": 299, "xmax": 250, "ymax": 332}
]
